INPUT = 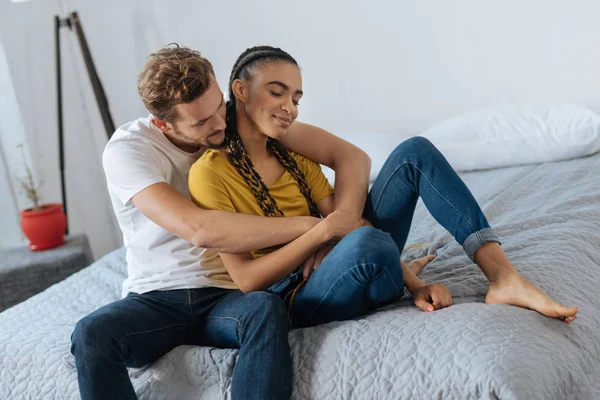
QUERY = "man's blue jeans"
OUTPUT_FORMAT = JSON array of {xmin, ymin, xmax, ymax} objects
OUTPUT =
[
  {"xmin": 271, "ymin": 136, "xmax": 500, "ymax": 328},
  {"xmin": 71, "ymin": 288, "xmax": 292, "ymax": 400}
]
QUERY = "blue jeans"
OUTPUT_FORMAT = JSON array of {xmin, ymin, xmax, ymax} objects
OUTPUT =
[
  {"xmin": 72, "ymin": 137, "xmax": 499, "ymax": 398},
  {"xmin": 71, "ymin": 288, "xmax": 291, "ymax": 400},
  {"xmin": 270, "ymin": 136, "xmax": 500, "ymax": 328}
]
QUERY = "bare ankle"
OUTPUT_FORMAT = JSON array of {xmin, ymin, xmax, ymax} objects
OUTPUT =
[{"xmin": 474, "ymin": 243, "xmax": 520, "ymax": 283}]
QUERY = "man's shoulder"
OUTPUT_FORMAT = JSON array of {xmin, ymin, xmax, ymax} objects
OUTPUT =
[
  {"xmin": 103, "ymin": 117, "xmax": 162, "ymax": 158},
  {"xmin": 102, "ymin": 116, "xmax": 170, "ymax": 177},
  {"xmin": 107, "ymin": 116, "xmax": 155, "ymax": 145}
]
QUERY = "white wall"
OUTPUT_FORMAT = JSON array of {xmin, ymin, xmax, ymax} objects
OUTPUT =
[
  {"xmin": 0, "ymin": 144, "xmax": 24, "ymax": 249},
  {"xmin": 0, "ymin": 0, "xmax": 122, "ymax": 258},
  {"xmin": 2, "ymin": 0, "xmax": 600, "ymax": 257},
  {"xmin": 0, "ymin": 38, "xmax": 29, "ymax": 249}
]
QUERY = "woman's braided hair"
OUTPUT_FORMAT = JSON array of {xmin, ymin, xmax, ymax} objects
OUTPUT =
[{"xmin": 225, "ymin": 46, "xmax": 320, "ymax": 218}]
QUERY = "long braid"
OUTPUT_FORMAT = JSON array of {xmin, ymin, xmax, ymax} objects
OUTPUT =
[
  {"xmin": 225, "ymin": 102, "xmax": 283, "ymax": 217},
  {"xmin": 267, "ymin": 138, "xmax": 320, "ymax": 217},
  {"xmin": 226, "ymin": 46, "xmax": 320, "ymax": 218}
]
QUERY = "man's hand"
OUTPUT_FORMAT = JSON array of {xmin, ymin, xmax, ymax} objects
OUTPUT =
[
  {"xmin": 302, "ymin": 243, "xmax": 335, "ymax": 281},
  {"xmin": 320, "ymin": 210, "xmax": 365, "ymax": 242},
  {"xmin": 410, "ymin": 283, "xmax": 453, "ymax": 312}
]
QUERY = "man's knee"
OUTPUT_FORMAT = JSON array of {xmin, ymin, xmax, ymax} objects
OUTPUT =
[{"xmin": 71, "ymin": 312, "xmax": 120, "ymax": 357}]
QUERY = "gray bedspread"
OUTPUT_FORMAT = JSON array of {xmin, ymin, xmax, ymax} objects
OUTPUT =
[{"xmin": 1, "ymin": 152, "xmax": 599, "ymax": 399}]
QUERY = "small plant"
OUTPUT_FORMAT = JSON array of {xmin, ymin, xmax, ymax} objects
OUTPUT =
[{"xmin": 16, "ymin": 143, "xmax": 42, "ymax": 211}]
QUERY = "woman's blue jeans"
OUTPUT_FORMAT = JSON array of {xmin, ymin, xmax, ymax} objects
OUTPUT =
[{"xmin": 269, "ymin": 136, "xmax": 500, "ymax": 328}]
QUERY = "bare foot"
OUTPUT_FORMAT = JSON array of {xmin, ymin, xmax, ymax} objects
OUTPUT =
[
  {"xmin": 407, "ymin": 255, "xmax": 436, "ymax": 277},
  {"xmin": 485, "ymin": 271, "xmax": 578, "ymax": 323}
]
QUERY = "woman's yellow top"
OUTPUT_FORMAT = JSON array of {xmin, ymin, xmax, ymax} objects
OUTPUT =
[{"xmin": 189, "ymin": 149, "xmax": 334, "ymax": 258}]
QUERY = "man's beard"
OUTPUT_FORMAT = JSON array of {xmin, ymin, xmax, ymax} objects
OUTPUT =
[
  {"xmin": 205, "ymin": 130, "xmax": 227, "ymax": 149},
  {"xmin": 173, "ymin": 129, "xmax": 225, "ymax": 149},
  {"xmin": 206, "ymin": 140, "xmax": 227, "ymax": 149}
]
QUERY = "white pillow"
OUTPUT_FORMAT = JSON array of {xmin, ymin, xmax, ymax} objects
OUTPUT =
[
  {"xmin": 321, "ymin": 132, "xmax": 411, "ymax": 185},
  {"xmin": 421, "ymin": 104, "xmax": 600, "ymax": 172}
]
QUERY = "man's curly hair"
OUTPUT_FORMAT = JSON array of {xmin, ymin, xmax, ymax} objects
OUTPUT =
[{"xmin": 137, "ymin": 44, "xmax": 215, "ymax": 122}]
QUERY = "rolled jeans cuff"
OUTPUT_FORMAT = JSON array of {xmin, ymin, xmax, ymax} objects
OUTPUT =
[{"xmin": 463, "ymin": 228, "xmax": 501, "ymax": 262}]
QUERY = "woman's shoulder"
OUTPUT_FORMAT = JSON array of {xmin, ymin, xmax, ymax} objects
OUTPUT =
[
  {"xmin": 194, "ymin": 149, "xmax": 229, "ymax": 168},
  {"xmin": 201, "ymin": 148, "xmax": 228, "ymax": 162},
  {"xmin": 190, "ymin": 149, "xmax": 229, "ymax": 178}
]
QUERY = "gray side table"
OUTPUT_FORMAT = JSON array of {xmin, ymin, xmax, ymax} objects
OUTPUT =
[{"xmin": 0, "ymin": 234, "xmax": 93, "ymax": 312}]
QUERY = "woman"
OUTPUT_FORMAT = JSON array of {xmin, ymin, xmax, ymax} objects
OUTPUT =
[{"xmin": 189, "ymin": 46, "xmax": 578, "ymax": 328}]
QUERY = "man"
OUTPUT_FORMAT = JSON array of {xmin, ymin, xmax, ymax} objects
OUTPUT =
[{"xmin": 70, "ymin": 45, "xmax": 369, "ymax": 399}]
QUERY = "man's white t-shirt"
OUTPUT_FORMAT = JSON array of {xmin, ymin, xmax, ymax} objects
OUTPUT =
[{"xmin": 102, "ymin": 116, "xmax": 237, "ymax": 297}]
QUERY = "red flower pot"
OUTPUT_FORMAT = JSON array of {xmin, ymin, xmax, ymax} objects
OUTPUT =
[{"xmin": 19, "ymin": 203, "xmax": 67, "ymax": 251}]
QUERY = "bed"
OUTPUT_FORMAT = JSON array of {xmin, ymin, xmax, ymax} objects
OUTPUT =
[{"xmin": 1, "ymin": 145, "xmax": 599, "ymax": 399}]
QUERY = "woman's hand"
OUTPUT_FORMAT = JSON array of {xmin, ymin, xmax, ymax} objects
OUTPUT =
[
  {"xmin": 410, "ymin": 283, "xmax": 453, "ymax": 312},
  {"xmin": 320, "ymin": 210, "xmax": 365, "ymax": 242},
  {"xmin": 302, "ymin": 243, "xmax": 335, "ymax": 281}
]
